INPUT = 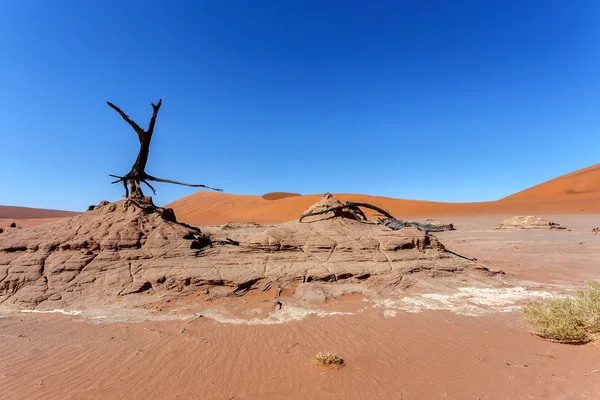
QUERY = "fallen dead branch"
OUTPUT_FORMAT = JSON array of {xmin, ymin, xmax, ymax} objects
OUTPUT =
[{"xmin": 299, "ymin": 201, "xmax": 454, "ymax": 233}]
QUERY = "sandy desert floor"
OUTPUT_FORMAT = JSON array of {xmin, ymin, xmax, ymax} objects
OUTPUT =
[
  {"xmin": 0, "ymin": 218, "xmax": 65, "ymax": 229},
  {"xmin": 1, "ymin": 214, "xmax": 600, "ymax": 399}
]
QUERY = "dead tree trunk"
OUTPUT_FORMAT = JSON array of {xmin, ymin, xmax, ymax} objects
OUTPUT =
[{"xmin": 107, "ymin": 99, "xmax": 223, "ymax": 198}]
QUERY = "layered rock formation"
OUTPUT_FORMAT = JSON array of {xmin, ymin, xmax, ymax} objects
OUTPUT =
[
  {"xmin": 300, "ymin": 192, "xmax": 365, "ymax": 222},
  {"xmin": 495, "ymin": 216, "xmax": 567, "ymax": 230},
  {"xmin": 0, "ymin": 196, "xmax": 500, "ymax": 310},
  {"xmin": 0, "ymin": 199, "xmax": 211, "ymax": 308}
]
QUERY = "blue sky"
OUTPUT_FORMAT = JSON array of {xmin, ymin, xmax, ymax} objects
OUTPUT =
[{"xmin": 1, "ymin": 1, "xmax": 599, "ymax": 211}]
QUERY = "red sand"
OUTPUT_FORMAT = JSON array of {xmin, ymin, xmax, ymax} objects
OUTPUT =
[
  {"xmin": 261, "ymin": 192, "xmax": 302, "ymax": 200},
  {"xmin": 0, "ymin": 206, "xmax": 78, "ymax": 228},
  {"xmin": 2, "ymin": 198, "xmax": 600, "ymax": 399},
  {"xmin": 2, "ymin": 307, "xmax": 599, "ymax": 400},
  {"xmin": 167, "ymin": 190, "xmax": 600, "ymax": 227},
  {"xmin": 0, "ymin": 205, "xmax": 78, "ymax": 220},
  {"xmin": 503, "ymin": 163, "xmax": 600, "ymax": 201},
  {"xmin": 1, "ymin": 166, "xmax": 599, "ymax": 400},
  {"xmin": 0, "ymin": 218, "xmax": 67, "ymax": 229},
  {"xmin": 167, "ymin": 164, "xmax": 600, "ymax": 226}
]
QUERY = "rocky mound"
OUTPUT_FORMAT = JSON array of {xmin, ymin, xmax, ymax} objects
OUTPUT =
[
  {"xmin": 300, "ymin": 193, "xmax": 366, "ymax": 222},
  {"xmin": 220, "ymin": 221, "xmax": 263, "ymax": 230},
  {"xmin": 495, "ymin": 216, "xmax": 567, "ymax": 230},
  {"xmin": 0, "ymin": 197, "xmax": 501, "ymax": 310},
  {"xmin": 237, "ymin": 220, "xmax": 481, "ymax": 283},
  {"xmin": 0, "ymin": 198, "xmax": 212, "ymax": 308}
]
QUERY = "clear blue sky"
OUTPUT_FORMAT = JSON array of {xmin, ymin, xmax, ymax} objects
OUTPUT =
[{"xmin": 1, "ymin": 1, "xmax": 599, "ymax": 211}]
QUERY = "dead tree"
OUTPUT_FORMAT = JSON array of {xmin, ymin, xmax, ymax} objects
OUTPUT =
[{"xmin": 107, "ymin": 99, "xmax": 223, "ymax": 198}]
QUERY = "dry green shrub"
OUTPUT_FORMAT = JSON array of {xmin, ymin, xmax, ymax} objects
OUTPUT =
[
  {"xmin": 523, "ymin": 281, "xmax": 600, "ymax": 343},
  {"xmin": 577, "ymin": 280, "xmax": 600, "ymax": 331},
  {"xmin": 523, "ymin": 297, "xmax": 589, "ymax": 342},
  {"xmin": 315, "ymin": 352, "xmax": 344, "ymax": 366}
]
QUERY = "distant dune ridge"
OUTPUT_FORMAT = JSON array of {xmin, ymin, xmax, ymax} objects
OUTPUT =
[
  {"xmin": 261, "ymin": 192, "xmax": 301, "ymax": 201},
  {"xmin": 168, "ymin": 163, "xmax": 600, "ymax": 225},
  {"xmin": 502, "ymin": 164, "xmax": 600, "ymax": 201},
  {"xmin": 0, "ymin": 205, "xmax": 80, "ymax": 228},
  {"xmin": 2, "ymin": 163, "xmax": 600, "ymax": 226},
  {"xmin": 0, "ymin": 205, "xmax": 78, "ymax": 220}
]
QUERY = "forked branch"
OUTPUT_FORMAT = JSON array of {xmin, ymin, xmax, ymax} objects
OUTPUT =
[
  {"xmin": 107, "ymin": 99, "xmax": 223, "ymax": 197},
  {"xmin": 106, "ymin": 101, "xmax": 144, "ymax": 137}
]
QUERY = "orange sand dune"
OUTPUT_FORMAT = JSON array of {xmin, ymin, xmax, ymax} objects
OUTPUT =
[
  {"xmin": 168, "ymin": 164, "xmax": 600, "ymax": 225},
  {"xmin": 167, "ymin": 191, "xmax": 600, "ymax": 226},
  {"xmin": 0, "ymin": 205, "xmax": 79, "ymax": 220},
  {"xmin": 502, "ymin": 163, "xmax": 600, "ymax": 201},
  {"xmin": 261, "ymin": 192, "xmax": 301, "ymax": 200},
  {"xmin": 0, "ymin": 205, "xmax": 80, "ymax": 229}
]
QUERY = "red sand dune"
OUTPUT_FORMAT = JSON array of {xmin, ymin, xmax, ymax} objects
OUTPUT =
[
  {"xmin": 0, "ymin": 205, "xmax": 79, "ymax": 228},
  {"xmin": 502, "ymin": 163, "xmax": 600, "ymax": 201},
  {"xmin": 2, "ymin": 164, "xmax": 599, "ymax": 227},
  {"xmin": 261, "ymin": 192, "xmax": 301, "ymax": 200},
  {"xmin": 168, "ymin": 163, "xmax": 600, "ymax": 226},
  {"xmin": 0, "ymin": 205, "xmax": 78, "ymax": 220}
]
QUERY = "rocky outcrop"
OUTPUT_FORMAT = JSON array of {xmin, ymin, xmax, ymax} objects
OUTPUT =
[
  {"xmin": 220, "ymin": 221, "xmax": 263, "ymax": 230},
  {"xmin": 0, "ymin": 199, "xmax": 210, "ymax": 308},
  {"xmin": 0, "ymin": 198, "xmax": 499, "ymax": 310},
  {"xmin": 495, "ymin": 216, "xmax": 567, "ymax": 230},
  {"xmin": 300, "ymin": 193, "xmax": 365, "ymax": 222}
]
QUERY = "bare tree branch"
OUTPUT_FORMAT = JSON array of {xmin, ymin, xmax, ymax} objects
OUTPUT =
[
  {"xmin": 107, "ymin": 99, "xmax": 223, "ymax": 198},
  {"xmin": 106, "ymin": 101, "xmax": 144, "ymax": 137},
  {"xmin": 141, "ymin": 180, "xmax": 157, "ymax": 195},
  {"xmin": 146, "ymin": 99, "xmax": 162, "ymax": 139},
  {"xmin": 146, "ymin": 175, "xmax": 224, "ymax": 192}
]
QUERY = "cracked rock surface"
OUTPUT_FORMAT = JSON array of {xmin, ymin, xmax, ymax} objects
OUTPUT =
[
  {"xmin": 0, "ymin": 198, "xmax": 500, "ymax": 310},
  {"xmin": 495, "ymin": 216, "xmax": 567, "ymax": 230}
]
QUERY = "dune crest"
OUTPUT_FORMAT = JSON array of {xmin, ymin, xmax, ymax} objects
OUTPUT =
[
  {"xmin": 0, "ymin": 205, "xmax": 78, "ymax": 219},
  {"xmin": 262, "ymin": 192, "xmax": 301, "ymax": 201},
  {"xmin": 502, "ymin": 164, "xmax": 600, "ymax": 201},
  {"xmin": 166, "ymin": 164, "xmax": 600, "ymax": 225}
]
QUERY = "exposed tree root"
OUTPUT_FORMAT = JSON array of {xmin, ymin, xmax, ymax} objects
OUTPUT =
[{"xmin": 299, "ymin": 201, "xmax": 454, "ymax": 234}]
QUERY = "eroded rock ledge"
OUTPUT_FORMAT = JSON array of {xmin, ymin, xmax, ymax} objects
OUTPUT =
[
  {"xmin": 495, "ymin": 216, "xmax": 567, "ymax": 230},
  {"xmin": 0, "ymin": 198, "xmax": 500, "ymax": 309}
]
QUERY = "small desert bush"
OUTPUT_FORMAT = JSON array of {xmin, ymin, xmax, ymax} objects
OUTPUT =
[
  {"xmin": 577, "ymin": 280, "xmax": 600, "ymax": 332},
  {"xmin": 523, "ymin": 281, "xmax": 600, "ymax": 343},
  {"xmin": 315, "ymin": 352, "xmax": 344, "ymax": 367}
]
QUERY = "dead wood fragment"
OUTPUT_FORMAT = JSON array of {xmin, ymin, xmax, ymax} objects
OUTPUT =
[
  {"xmin": 299, "ymin": 201, "xmax": 454, "ymax": 233},
  {"xmin": 379, "ymin": 216, "xmax": 454, "ymax": 233}
]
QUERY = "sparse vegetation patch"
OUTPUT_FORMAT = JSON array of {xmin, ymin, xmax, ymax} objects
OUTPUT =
[
  {"xmin": 315, "ymin": 352, "xmax": 344, "ymax": 367},
  {"xmin": 523, "ymin": 281, "xmax": 600, "ymax": 344}
]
